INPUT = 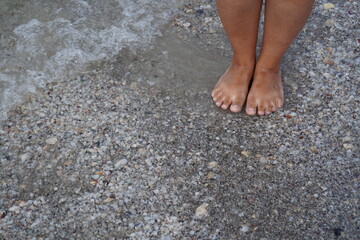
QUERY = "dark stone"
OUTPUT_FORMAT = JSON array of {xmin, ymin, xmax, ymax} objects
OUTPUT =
[
  {"xmin": 333, "ymin": 228, "xmax": 343, "ymax": 237},
  {"xmin": 196, "ymin": 9, "xmax": 204, "ymax": 14}
]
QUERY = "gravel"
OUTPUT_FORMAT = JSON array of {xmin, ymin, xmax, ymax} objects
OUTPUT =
[{"xmin": 1, "ymin": 0, "xmax": 359, "ymax": 239}]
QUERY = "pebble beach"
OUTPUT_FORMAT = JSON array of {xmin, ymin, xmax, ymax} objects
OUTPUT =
[{"xmin": 0, "ymin": 0, "xmax": 359, "ymax": 239}]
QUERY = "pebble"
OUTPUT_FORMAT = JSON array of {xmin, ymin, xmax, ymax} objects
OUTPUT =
[
  {"xmin": 259, "ymin": 157, "xmax": 267, "ymax": 164},
  {"xmin": 9, "ymin": 206, "xmax": 20, "ymax": 213},
  {"xmin": 279, "ymin": 146, "xmax": 286, "ymax": 152},
  {"xmin": 195, "ymin": 203, "xmax": 209, "ymax": 217},
  {"xmin": 241, "ymin": 151, "xmax": 250, "ymax": 157},
  {"xmin": 204, "ymin": 17, "xmax": 212, "ymax": 23},
  {"xmin": 114, "ymin": 159, "xmax": 128, "ymax": 168},
  {"xmin": 0, "ymin": 1, "xmax": 359, "ymax": 239},
  {"xmin": 30, "ymin": 219, "xmax": 42, "ymax": 228},
  {"xmin": 323, "ymin": 3, "xmax": 335, "ymax": 10},
  {"xmin": 161, "ymin": 236, "xmax": 172, "ymax": 240},
  {"xmin": 38, "ymin": 112, "xmax": 46, "ymax": 118},
  {"xmin": 129, "ymin": 82, "xmax": 138, "ymax": 90},
  {"xmin": 240, "ymin": 225, "xmax": 250, "ymax": 232},
  {"xmin": 343, "ymin": 144, "xmax": 353, "ymax": 149},
  {"xmin": 273, "ymin": 209, "xmax": 279, "ymax": 216},
  {"xmin": 208, "ymin": 161, "xmax": 219, "ymax": 168},
  {"xmin": 342, "ymin": 136, "xmax": 352, "ymax": 142},
  {"xmin": 207, "ymin": 172, "xmax": 216, "ymax": 179},
  {"xmin": 325, "ymin": 19, "xmax": 334, "ymax": 27},
  {"xmin": 45, "ymin": 137, "xmax": 58, "ymax": 145},
  {"xmin": 310, "ymin": 147, "xmax": 318, "ymax": 153},
  {"xmin": 183, "ymin": 22, "xmax": 191, "ymax": 28},
  {"xmin": 103, "ymin": 197, "xmax": 114, "ymax": 203},
  {"xmin": 145, "ymin": 158, "xmax": 152, "ymax": 166},
  {"xmin": 20, "ymin": 153, "xmax": 30, "ymax": 161},
  {"xmin": 195, "ymin": 9, "xmax": 204, "ymax": 14}
]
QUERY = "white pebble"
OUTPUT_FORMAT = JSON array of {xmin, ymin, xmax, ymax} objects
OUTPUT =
[
  {"xmin": 46, "ymin": 137, "xmax": 58, "ymax": 145},
  {"xmin": 343, "ymin": 144, "xmax": 353, "ymax": 149},
  {"xmin": 183, "ymin": 22, "xmax": 191, "ymax": 28},
  {"xmin": 9, "ymin": 206, "xmax": 20, "ymax": 212},
  {"xmin": 259, "ymin": 157, "xmax": 267, "ymax": 164},
  {"xmin": 195, "ymin": 203, "xmax": 209, "ymax": 217},
  {"xmin": 145, "ymin": 158, "xmax": 152, "ymax": 166},
  {"xmin": 241, "ymin": 225, "xmax": 250, "ymax": 232},
  {"xmin": 208, "ymin": 161, "xmax": 218, "ymax": 168},
  {"xmin": 20, "ymin": 153, "xmax": 30, "ymax": 162},
  {"xmin": 115, "ymin": 159, "xmax": 128, "ymax": 168}
]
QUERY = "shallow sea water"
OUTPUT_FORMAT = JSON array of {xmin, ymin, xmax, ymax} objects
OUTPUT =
[{"xmin": 0, "ymin": 0, "xmax": 176, "ymax": 123}]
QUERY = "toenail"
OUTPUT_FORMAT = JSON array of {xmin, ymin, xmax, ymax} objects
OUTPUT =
[
  {"xmin": 231, "ymin": 105, "xmax": 240, "ymax": 111},
  {"xmin": 216, "ymin": 102, "xmax": 221, "ymax": 107},
  {"xmin": 247, "ymin": 108, "xmax": 255, "ymax": 114},
  {"xmin": 221, "ymin": 105, "xmax": 228, "ymax": 110},
  {"xmin": 265, "ymin": 111, "xmax": 271, "ymax": 115}
]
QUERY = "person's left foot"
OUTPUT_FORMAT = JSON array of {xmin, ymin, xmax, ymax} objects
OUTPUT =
[{"xmin": 245, "ymin": 67, "xmax": 284, "ymax": 115}]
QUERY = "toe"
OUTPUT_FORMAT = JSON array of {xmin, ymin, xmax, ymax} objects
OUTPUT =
[
  {"xmin": 214, "ymin": 95, "xmax": 224, "ymax": 107},
  {"xmin": 265, "ymin": 106, "xmax": 272, "ymax": 115},
  {"xmin": 212, "ymin": 94, "xmax": 219, "ymax": 103},
  {"xmin": 246, "ymin": 102, "xmax": 257, "ymax": 115},
  {"xmin": 211, "ymin": 88, "xmax": 220, "ymax": 98},
  {"xmin": 221, "ymin": 105, "xmax": 228, "ymax": 110},
  {"xmin": 212, "ymin": 91, "xmax": 221, "ymax": 100},
  {"xmin": 230, "ymin": 104, "xmax": 241, "ymax": 113},
  {"xmin": 230, "ymin": 97, "xmax": 244, "ymax": 113},
  {"xmin": 257, "ymin": 105, "xmax": 265, "ymax": 115},
  {"xmin": 212, "ymin": 92, "xmax": 223, "ymax": 105},
  {"xmin": 221, "ymin": 99, "xmax": 231, "ymax": 110},
  {"xmin": 271, "ymin": 104, "xmax": 278, "ymax": 112},
  {"xmin": 277, "ymin": 99, "xmax": 284, "ymax": 108},
  {"xmin": 265, "ymin": 103, "xmax": 273, "ymax": 115}
]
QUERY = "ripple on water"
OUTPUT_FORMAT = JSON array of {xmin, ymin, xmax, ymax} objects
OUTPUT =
[{"xmin": 0, "ymin": 0, "xmax": 176, "ymax": 123}]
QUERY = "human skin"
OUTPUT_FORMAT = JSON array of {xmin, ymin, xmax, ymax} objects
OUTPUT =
[{"xmin": 212, "ymin": 0, "xmax": 314, "ymax": 115}]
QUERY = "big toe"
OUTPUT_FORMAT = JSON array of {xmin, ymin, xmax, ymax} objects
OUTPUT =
[
  {"xmin": 246, "ymin": 103, "xmax": 256, "ymax": 115},
  {"xmin": 230, "ymin": 104, "xmax": 241, "ymax": 113},
  {"xmin": 229, "ymin": 97, "xmax": 245, "ymax": 113}
]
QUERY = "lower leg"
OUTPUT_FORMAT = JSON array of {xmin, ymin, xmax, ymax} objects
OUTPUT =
[
  {"xmin": 246, "ymin": 0, "xmax": 314, "ymax": 115},
  {"xmin": 212, "ymin": 0, "xmax": 262, "ymax": 112}
]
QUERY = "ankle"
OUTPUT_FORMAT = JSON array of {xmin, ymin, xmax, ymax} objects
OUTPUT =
[
  {"xmin": 255, "ymin": 58, "xmax": 281, "ymax": 73},
  {"xmin": 255, "ymin": 63, "xmax": 281, "ymax": 73},
  {"xmin": 231, "ymin": 59, "xmax": 255, "ymax": 72}
]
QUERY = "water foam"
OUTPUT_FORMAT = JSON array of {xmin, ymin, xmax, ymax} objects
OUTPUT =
[{"xmin": 0, "ymin": 0, "xmax": 176, "ymax": 123}]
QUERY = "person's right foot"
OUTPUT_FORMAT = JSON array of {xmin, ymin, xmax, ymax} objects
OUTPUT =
[{"xmin": 211, "ymin": 63, "xmax": 254, "ymax": 113}]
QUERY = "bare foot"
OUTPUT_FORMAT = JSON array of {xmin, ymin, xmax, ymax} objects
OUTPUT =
[
  {"xmin": 211, "ymin": 63, "xmax": 254, "ymax": 113},
  {"xmin": 245, "ymin": 67, "xmax": 284, "ymax": 115}
]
